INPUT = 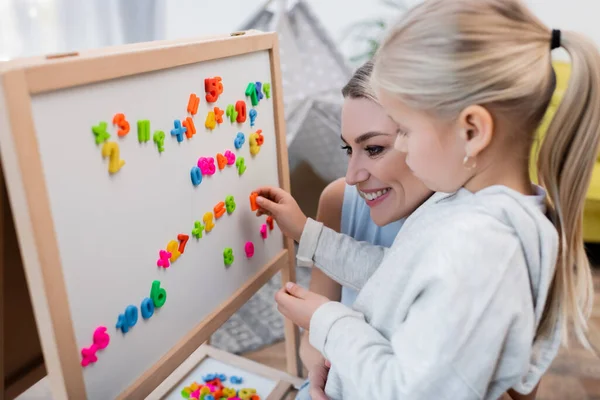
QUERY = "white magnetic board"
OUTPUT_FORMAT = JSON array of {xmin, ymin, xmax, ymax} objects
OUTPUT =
[{"xmin": 27, "ymin": 48, "xmax": 284, "ymax": 399}]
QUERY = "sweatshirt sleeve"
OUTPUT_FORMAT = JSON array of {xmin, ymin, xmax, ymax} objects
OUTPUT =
[
  {"xmin": 296, "ymin": 218, "xmax": 390, "ymax": 290},
  {"xmin": 309, "ymin": 234, "xmax": 535, "ymax": 399}
]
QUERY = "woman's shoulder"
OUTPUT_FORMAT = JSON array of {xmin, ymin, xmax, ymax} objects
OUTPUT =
[{"xmin": 316, "ymin": 178, "xmax": 346, "ymax": 232}]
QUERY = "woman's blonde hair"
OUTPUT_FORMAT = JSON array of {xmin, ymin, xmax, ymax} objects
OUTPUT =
[
  {"xmin": 342, "ymin": 60, "xmax": 377, "ymax": 102},
  {"xmin": 372, "ymin": 0, "xmax": 599, "ymax": 347}
]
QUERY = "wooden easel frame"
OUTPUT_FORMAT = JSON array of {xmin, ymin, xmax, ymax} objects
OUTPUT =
[{"xmin": 0, "ymin": 30, "xmax": 300, "ymax": 399}]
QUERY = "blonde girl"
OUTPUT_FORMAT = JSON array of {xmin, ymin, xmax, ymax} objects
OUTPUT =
[{"xmin": 253, "ymin": 0, "xmax": 599, "ymax": 398}]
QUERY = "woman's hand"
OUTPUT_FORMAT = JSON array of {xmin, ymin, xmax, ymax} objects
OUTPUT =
[
  {"xmin": 275, "ymin": 282, "xmax": 330, "ymax": 330},
  {"xmin": 254, "ymin": 186, "xmax": 308, "ymax": 242},
  {"xmin": 308, "ymin": 358, "xmax": 332, "ymax": 400}
]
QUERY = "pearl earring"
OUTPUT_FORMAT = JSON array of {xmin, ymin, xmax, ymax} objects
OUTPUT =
[{"xmin": 463, "ymin": 155, "xmax": 476, "ymax": 169}]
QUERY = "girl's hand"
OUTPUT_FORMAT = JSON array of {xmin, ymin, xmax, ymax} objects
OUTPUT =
[
  {"xmin": 275, "ymin": 282, "xmax": 330, "ymax": 330},
  {"xmin": 308, "ymin": 358, "xmax": 331, "ymax": 400},
  {"xmin": 254, "ymin": 186, "xmax": 308, "ymax": 242}
]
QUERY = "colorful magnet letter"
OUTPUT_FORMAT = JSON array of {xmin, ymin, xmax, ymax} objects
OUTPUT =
[
  {"xmin": 234, "ymin": 132, "xmax": 245, "ymax": 149},
  {"xmin": 205, "ymin": 76, "xmax": 223, "ymax": 102},
  {"xmin": 191, "ymin": 166, "xmax": 203, "ymax": 186},
  {"xmin": 80, "ymin": 344, "xmax": 98, "ymax": 367},
  {"xmin": 150, "ymin": 280, "xmax": 167, "ymax": 308},
  {"xmin": 192, "ymin": 221, "xmax": 204, "ymax": 239},
  {"xmin": 266, "ymin": 216, "xmax": 274, "ymax": 230},
  {"xmin": 235, "ymin": 101, "xmax": 247, "ymax": 123},
  {"xmin": 226, "ymin": 104, "xmax": 238, "ymax": 123},
  {"xmin": 101, "ymin": 141, "xmax": 125, "ymax": 173},
  {"xmin": 245, "ymin": 82, "xmax": 258, "ymax": 107},
  {"xmin": 197, "ymin": 157, "xmax": 216, "ymax": 175},
  {"xmin": 167, "ymin": 240, "xmax": 181, "ymax": 262},
  {"xmin": 239, "ymin": 388, "xmax": 256, "ymax": 399},
  {"xmin": 93, "ymin": 326, "xmax": 110, "ymax": 350},
  {"xmin": 249, "ymin": 192, "xmax": 259, "ymax": 211},
  {"xmin": 116, "ymin": 305, "xmax": 138, "ymax": 333},
  {"xmin": 222, "ymin": 388, "xmax": 236, "ymax": 397},
  {"xmin": 92, "ymin": 121, "xmax": 110, "ymax": 144},
  {"xmin": 263, "ymin": 82, "xmax": 271, "ymax": 99},
  {"xmin": 157, "ymin": 249, "xmax": 172, "ymax": 268},
  {"xmin": 223, "ymin": 247, "xmax": 234, "ymax": 266},
  {"xmin": 216, "ymin": 153, "xmax": 227, "ymax": 170},
  {"xmin": 188, "ymin": 93, "xmax": 200, "ymax": 115},
  {"xmin": 205, "ymin": 111, "xmax": 216, "ymax": 130},
  {"xmin": 80, "ymin": 326, "xmax": 110, "ymax": 367},
  {"xmin": 214, "ymin": 107, "xmax": 224, "ymax": 124},
  {"xmin": 113, "ymin": 113, "xmax": 130, "ymax": 137},
  {"xmin": 137, "ymin": 120, "xmax": 150, "ymax": 142},
  {"xmin": 225, "ymin": 195, "xmax": 236, "ymax": 214},
  {"xmin": 203, "ymin": 212, "xmax": 215, "ymax": 232},
  {"xmin": 260, "ymin": 224, "xmax": 268, "ymax": 239},
  {"xmin": 214, "ymin": 202, "xmax": 225, "ymax": 219},
  {"xmin": 178, "ymin": 234, "xmax": 189, "ymax": 254},
  {"xmin": 255, "ymin": 81, "xmax": 264, "ymax": 101},
  {"xmin": 141, "ymin": 297, "xmax": 155, "ymax": 319},
  {"xmin": 183, "ymin": 116, "xmax": 196, "ymax": 139},
  {"xmin": 224, "ymin": 150, "xmax": 236, "ymax": 165},
  {"xmin": 153, "ymin": 130, "xmax": 165, "ymax": 153},
  {"xmin": 236, "ymin": 157, "xmax": 246, "ymax": 175},
  {"xmin": 254, "ymin": 129, "xmax": 264, "ymax": 145},
  {"xmin": 230, "ymin": 376, "xmax": 243, "ymax": 384},
  {"xmin": 249, "ymin": 129, "xmax": 264, "ymax": 156},
  {"xmin": 245, "ymin": 242, "xmax": 254, "ymax": 258},
  {"xmin": 171, "ymin": 119, "xmax": 187, "ymax": 142},
  {"xmin": 249, "ymin": 109, "xmax": 257, "ymax": 127}
]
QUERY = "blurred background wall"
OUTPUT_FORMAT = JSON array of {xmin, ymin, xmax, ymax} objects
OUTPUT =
[{"xmin": 1, "ymin": 0, "xmax": 596, "ymax": 63}]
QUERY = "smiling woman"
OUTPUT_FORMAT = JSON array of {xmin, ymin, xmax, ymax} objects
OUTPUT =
[{"xmin": 339, "ymin": 61, "xmax": 430, "ymax": 226}]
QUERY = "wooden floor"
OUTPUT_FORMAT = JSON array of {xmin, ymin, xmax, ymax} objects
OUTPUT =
[{"xmin": 242, "ymin": 268, "xmax": 600, "ymax": 400}]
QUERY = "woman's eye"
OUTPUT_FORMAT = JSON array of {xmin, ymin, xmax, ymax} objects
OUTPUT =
[
  {"xmin": 340, "ymin": 145, "xmax": 352, "ymax": 156},
  {"xmin": 365, "ymin": 146, "xmax": 384, "ymax": 157}
]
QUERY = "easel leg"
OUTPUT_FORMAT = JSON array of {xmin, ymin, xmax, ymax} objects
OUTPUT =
[
  {"xmin": 1, "ymin": 162, "xmax": 5, "ymax": 398},
  {"xmin": 281, "ymin": 238, "xmax": 301, "ymax": 377}
]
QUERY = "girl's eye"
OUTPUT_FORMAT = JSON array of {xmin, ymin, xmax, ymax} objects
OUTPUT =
[
  {"xmin": 365, "ymin": 145, "xmax": 384, "ymax": 157},
  {"xmin": 341, "ymin": 145, "xmax": 352, "ymax": 156}
]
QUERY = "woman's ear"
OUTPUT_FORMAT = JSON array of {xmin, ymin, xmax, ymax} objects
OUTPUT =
[{"xmin": 457, "ymin": 105, "xmax": 494, "ymax": 158}]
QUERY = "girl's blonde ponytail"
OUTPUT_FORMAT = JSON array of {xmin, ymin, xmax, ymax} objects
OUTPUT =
[{"xmin": 536, "ymin": 30, "xmax": 600, "ymax": 346}]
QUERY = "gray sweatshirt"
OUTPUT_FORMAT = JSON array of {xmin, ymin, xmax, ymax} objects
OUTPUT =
[{"xmin": 297, "ymin": 185, "xmax": 561, "ymax": 400}]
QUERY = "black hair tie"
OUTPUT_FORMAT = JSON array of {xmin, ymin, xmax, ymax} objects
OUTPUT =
[{"xmin": 551, "ymin": 29, "xmax": 561, "ymax": 50}]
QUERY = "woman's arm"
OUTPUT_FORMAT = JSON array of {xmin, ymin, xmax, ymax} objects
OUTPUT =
[{"xmin": 299, "ymin": 178, "xmax": 345, "ymax": 371}]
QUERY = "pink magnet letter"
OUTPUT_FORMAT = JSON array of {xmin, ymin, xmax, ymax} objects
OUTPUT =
[
  {"xmin": 245, "ymin": 241, "xmax": 255, "ymax": 258},
  {"xmin": 93, "ymin": 326, "xmax": 110, "ymax": 349},
  {"xmin": 157, "ymin": 250, "xmax": 172, "ymax": 268},
  {"xmin": 80, "ymin": 345, "xmax": 98, "ymax": 367},
  {"xmin": 260, "ymin": 224, "xmax": 268, "ymax": 239}
]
